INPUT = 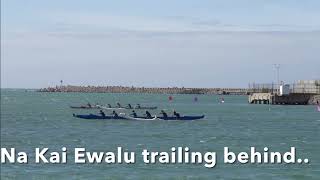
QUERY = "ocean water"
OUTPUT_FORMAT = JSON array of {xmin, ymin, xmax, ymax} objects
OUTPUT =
[{"xmin": 1, "ymin": 89, "xmax": 319, "ymax": 179}]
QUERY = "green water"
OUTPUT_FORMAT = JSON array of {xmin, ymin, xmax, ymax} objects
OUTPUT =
[{"xmin": 1, "ymin": 89, "xmax": 319, "ymax": 179}]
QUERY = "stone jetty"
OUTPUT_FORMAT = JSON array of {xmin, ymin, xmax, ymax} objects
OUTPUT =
[{"xmin": 38, "ymin": 85, "xmax": 249, "ymax": 95}]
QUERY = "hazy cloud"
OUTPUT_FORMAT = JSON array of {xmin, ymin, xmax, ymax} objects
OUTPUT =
[{"xmin": 1, "ymin": 1, "xmax": 320, "ymax": 88}]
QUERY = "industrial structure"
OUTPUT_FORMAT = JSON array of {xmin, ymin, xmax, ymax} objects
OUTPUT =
[{"xmin": 248, "ymin": 80, "xmax": 320, "ymax": 105}]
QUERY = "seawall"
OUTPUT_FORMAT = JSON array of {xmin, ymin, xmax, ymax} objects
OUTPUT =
[
  {"xmin": 38, "ymin": 85, "xmax": 249, "ymax": 95},
  {"xmin": 248, "ymin": 93, "xmax": 319, "ymax": 105}
]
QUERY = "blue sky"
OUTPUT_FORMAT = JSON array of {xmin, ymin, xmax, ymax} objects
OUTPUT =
[{"xmin": 1, "ymin": 0, "xmax": 320, "ymax": 88}]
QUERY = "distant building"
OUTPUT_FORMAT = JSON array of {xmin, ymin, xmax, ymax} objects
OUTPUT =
[
  {"xmin": 248, "ymin": 80, "xmax": 320, "ymax": 105},
  {"xmin": 293, "ymin": 80, "xmax": 320, "ymax": 94}
]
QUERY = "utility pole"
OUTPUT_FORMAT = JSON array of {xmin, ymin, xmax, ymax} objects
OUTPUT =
[{"xmin": 273, "ymin": 64, "xmax": 280, "ymax": 94}]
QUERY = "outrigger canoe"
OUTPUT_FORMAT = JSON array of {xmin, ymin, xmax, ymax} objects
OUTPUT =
[
  {"xmin": 73, "ymin": 114, "xmax": 204, "ymax": 121},
  {"xmin": 72, "ymin": 114, "xmax": 127, "ymax": 120},
  {"xmin": 133, "ymin": 106, "xmax": 157, "ymax": 110},
  {"xmin": 70, "ymin": 105, "xmax": 100, "ymax": 109},
  {"xmin": 99, "ymin": 106, "xmax": 126, "ymax": 110},
  {"xmin": 157, "ymin": 115, "xmax": 205, "ymax": 120},
  {"xmin": 72, "ymin": 114, "xmax": 156, "ymax": 120},
  {"xmin": 100, "ymin": 106, "xmax": 157, "ymax": 110},
  {"xmin": 129, "ymin": 115, "xmax": 204, "ymax": 120},
  {"xmin": 124, "ymin": 115, "xmax": 204, "ymax": 121}
]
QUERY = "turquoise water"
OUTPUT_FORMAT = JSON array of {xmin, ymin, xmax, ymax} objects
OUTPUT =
[{"xmin": 1, "ymin": 89, "xmax": 320, "ymax": 179}]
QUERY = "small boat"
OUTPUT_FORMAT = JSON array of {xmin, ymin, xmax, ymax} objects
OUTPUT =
[
  {"xmin": 158, "ymin": 115, "xmax": 205, "ymax": 121},
  {"xmin": 73, "ymin": 114, "xmax": 127, "ymax": 120}
]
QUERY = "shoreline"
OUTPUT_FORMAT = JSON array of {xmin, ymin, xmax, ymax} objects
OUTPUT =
[{"xmin": 38, "ymin": 85, "xmax": 249, "ymax": 95}]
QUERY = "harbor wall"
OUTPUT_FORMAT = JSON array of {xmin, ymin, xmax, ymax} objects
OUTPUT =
[
  {"xmin": 248, "ymin": 93, "xmax": 319, "ymax": 105},
  {"xmin": 248, "ymin": 80, "xmax": 320, "ymax": 105},
  {"xmin": 308, "ymin": 95, "xmax": 320, "ymax": 105},
  {"xmin": 39, "ymin": 85, "xmax": 249, "ymax": 95}
]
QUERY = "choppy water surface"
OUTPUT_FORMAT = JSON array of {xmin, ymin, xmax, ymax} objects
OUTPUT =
[{"xmin": 1, "ymin": 89, "xmax": 319, "ymax": 179}]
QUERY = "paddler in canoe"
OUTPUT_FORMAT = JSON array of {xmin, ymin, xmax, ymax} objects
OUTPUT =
[
  {"xmin": 173, "ymin": 110, "xmax": 181, "ymax": 118},
  {"xmin": 116, "ymin": 102, "xmax": 122, "ymax": 108},
  {"xmin": 126, "ymin": 104, "xmax": 133, "ymax": 109},
  {"xmin": 112, "ymin": 110, "xmax": 119, "ymax": 118},
  {"xmin": 131, "ymin": 110, "xmax": 138, "ymax": 118},
  {"xmin": 99, "ymin": 110, "xmax": 106, "ymax": 117},
  {"xmin": 160, "ymin": 110, "xmax": 168, "ymax": 118},
  {"xmin": 87, "ymin": 102, "xmax": 92, "ymax": 108},
  {"xmin": 145, "ymin": 111, "xmax": 152, "ymax": 119}
]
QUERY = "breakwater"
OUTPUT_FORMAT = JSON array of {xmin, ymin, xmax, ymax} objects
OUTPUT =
[
  {"xmin": 248, "ymin": 93, "xmax": 320, "ymax": 105},
  {"xmin": 38, "ymin": 85, "xmax": 249, "ymax": 95}
]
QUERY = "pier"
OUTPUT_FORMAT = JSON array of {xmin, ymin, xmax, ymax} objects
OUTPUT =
[
  {"xmin": 248, "ymin": 93, "xmax": 316, "ymax": 105},
  {"xmin": 248, "ymin": 80, "xmax": 320, "ymax": 105}
]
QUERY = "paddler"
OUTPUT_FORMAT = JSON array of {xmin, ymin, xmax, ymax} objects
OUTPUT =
[
  {"xmin": 127, "ymin": 104, "xmax": 133, "ymax": 109},
  {"xmin": 173, "ymin": 110, "xmax": 180, "ymax": 118},
  {"xmin": 117, "ymin": 102, "xmax": 122, "ymax": 108},
  {"xmin": 131, "ymin": 110, "xmax": 137, "ymax": 118},
  {"xmin": 160, "ymin": 110, "xmax": 168, "ymax": 118},
  {"xmin": 145, "ymin": 111, "xmax": 152, "ymax": 119},
  {"xmin": 107, "ymin": 104, "xmax": 112, "ymax": 108},
  {"xmin": 87, "ymin": 103, "xmax": 92, "ymax": 108},
  {"xmin": 136, "ymin": 104, "xmax": 141, "ymax": 109},
  {"xmin": 112, "ymin": 110, "xmax": 119, "ymax": 118},
  {"xmin": 99, "ymin": 110, "xmax": 106, "ymax": 117}
]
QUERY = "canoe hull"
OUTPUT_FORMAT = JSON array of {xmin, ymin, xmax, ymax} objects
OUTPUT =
[
  {"xmin": 125, "ymin": 116, "xmax": 158, "ymax": 121},
  {"xmin": 158, "ymin": 115, "xmax": 205, "ymax": 120},
  {"xmin": 134, "ymin": 106, "xmax": 157, "ymax": 110},
  {"xmin": 70, "ymin": 106, "xmax": 100, "ymax": 109},
  {"xmin": 129, "ymin": 116, "xmax": 204, "ymax": 121},
  {"xmin": 73, "ymin": 114, "xmax": 155, "ymax": 120},
  {"xmin": 73, "ymin": 114, "xmax": 205, "ymax": 121},
  {"xmin": 101, "ymin": 106, "xmax": 157, "ymax": 110},
  {"xmin": 73, "ymin": 114, "xmax": 127, "ymax": 120},
  {"xmin": 70, "ymin": 105, "xmax": 157, "ymax": 110}
]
